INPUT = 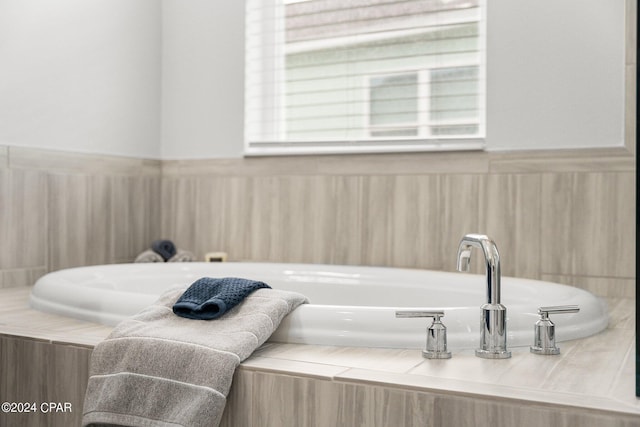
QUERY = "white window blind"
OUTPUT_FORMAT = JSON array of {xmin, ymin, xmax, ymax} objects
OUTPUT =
[{"xmin": 245, "ymin": 0, "xmax": 485, "ymax": 156}]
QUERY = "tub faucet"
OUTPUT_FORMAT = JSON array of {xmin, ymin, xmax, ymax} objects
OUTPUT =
[{"xmin": 456, "ymin": 234, "xmax": 511, "ymax": 359}]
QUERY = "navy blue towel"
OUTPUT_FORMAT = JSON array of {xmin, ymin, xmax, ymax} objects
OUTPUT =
[
  {"xmin": 172, "ymin": 277, "xmax": 271, "ymax": 320},
  {"xmin": 151, "ymin": 240, "xmax": 177, "ymax": 261}
]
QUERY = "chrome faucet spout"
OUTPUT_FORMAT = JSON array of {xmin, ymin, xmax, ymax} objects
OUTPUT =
[
  {"xmin": 456, "ymin": 234, "xmax": 501, "ymax": 305},
  {"xmin": 456, "ymin": 233, "xmax": 511, "ymax": 359}
]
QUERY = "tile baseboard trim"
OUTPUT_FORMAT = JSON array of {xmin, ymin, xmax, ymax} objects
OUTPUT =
[
  {"xmin": 7, "ymin": 146, "xmax": 161, "ymax": 176},
  {"xmin": 161, "ymin": 147, "xmax": 636, "ymax": 177}
]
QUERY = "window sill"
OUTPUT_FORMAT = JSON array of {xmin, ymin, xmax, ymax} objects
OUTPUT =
[{"xmin": 244, "ymin": 138, "xmax": 486, "ymax": 157}]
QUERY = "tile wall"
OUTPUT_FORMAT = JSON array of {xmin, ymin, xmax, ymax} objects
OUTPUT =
[
  {"xmin": 0, "ymin": 145, "xmax": 634, "ymax": 298},
  {"xmin": 0, "ymin": 146, "xmax": 161, "ymax": 288},
  {"xmin": 161, "ymin": 148, "xmax": 636, "ymax": 298},
  {"xmin": 218, "ymin": 367, "xmax": 640, "ymax": 427}
]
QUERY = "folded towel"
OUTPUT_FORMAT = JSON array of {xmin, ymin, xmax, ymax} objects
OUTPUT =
[
  {"xmin": 134, "ymin": 249, "xmax": 164, "ymax": 263},
  {"xmin": 168, "ymin": 249, "xmax": 195, "ymax": 263},
  {"xmin": 151, "ymin": 239, "xmax": 177, "ymax": 261},
  {"xmin": 173, "ymin": 277, "xmax": 271, "ymax": 320},
  {"xmin": 82, "ymin": 285, "xmax": 307, "ymax": 427}
]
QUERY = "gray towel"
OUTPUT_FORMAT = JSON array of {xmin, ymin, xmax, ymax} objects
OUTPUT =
[
  {"xmin": 135, "ymin": 249, "xmax": 194, "ymax": 263},
  {"xmin": 134, "ymin": 249, "xmax": 164, "ymax": 263},
  {"xmin": 82, "ymin": 285, "xmax": 307, "ymax": 427},
  {"xmin": 167, "ymin": 249, "xmax": 196, "ymax": 262}
]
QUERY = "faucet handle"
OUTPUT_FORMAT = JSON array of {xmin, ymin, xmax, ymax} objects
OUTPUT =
[
  {"xmin": 538, "ymin": 305, "xmax": 580, "ymax": 317},
  {"xmin": 395, "ymin": 310, "xmax": 445, "ymax": 320},
  {"xmin": 396, "ymin": 310, "xmax": 452, "ymax": 359},
  {"xmin": 530, "ymin": 305, "xmax": 580, "ymax": 355}
]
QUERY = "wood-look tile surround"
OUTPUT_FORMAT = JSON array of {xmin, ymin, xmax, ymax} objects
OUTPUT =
[
  {"xmin": 0, "ymin": 144, "xmax": 636, "ymax": 426},
  {"xmin": 160, "ymin": 147, "xmax": 636, "ymax": 298},
  {"xmin": 0, "ymin": 146, "xmax": 162, "ymax": 287},
  {"xmin": 1, "ymin": 145, "xmax": 635, "ymax": 298},
  {"xmin": 0, "ymin": 287, "xmax": 638, "ymax": 426}
]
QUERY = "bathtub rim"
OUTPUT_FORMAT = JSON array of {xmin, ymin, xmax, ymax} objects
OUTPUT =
[{"xmin": 28, "ymin": 262, "xmax": 610, "ymax": 350}]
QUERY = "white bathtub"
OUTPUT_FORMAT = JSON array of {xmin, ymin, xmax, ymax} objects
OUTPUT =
[{"xmin": 29, "ymin": 262, "xmax": 608, "ymax": 350}]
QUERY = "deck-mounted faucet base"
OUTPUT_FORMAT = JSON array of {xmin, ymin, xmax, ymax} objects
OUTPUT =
[{"xmin": 476, "ymin": 303, "xmax": 511, "ymax": 359}]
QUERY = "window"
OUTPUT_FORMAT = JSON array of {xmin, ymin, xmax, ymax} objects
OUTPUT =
[
  {"xmin": 429, "ymin": 65, "xmax": 480, "ymax": 136},
  {"xmin": 366, "ymin": 65, "xmax": 479, "ymax": 138},
  {"xmin": 369, "ymin": 72, "xmax": 419, "ymax": 137},
  {"xmin": 245, "ymin": 0, "xmax": 485, "ymax": 155}
]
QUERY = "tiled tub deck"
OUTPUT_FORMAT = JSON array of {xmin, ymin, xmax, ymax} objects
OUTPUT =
[{"xmin": 0, "ymin": 287, "xmax": 638, "ymax": 427}]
